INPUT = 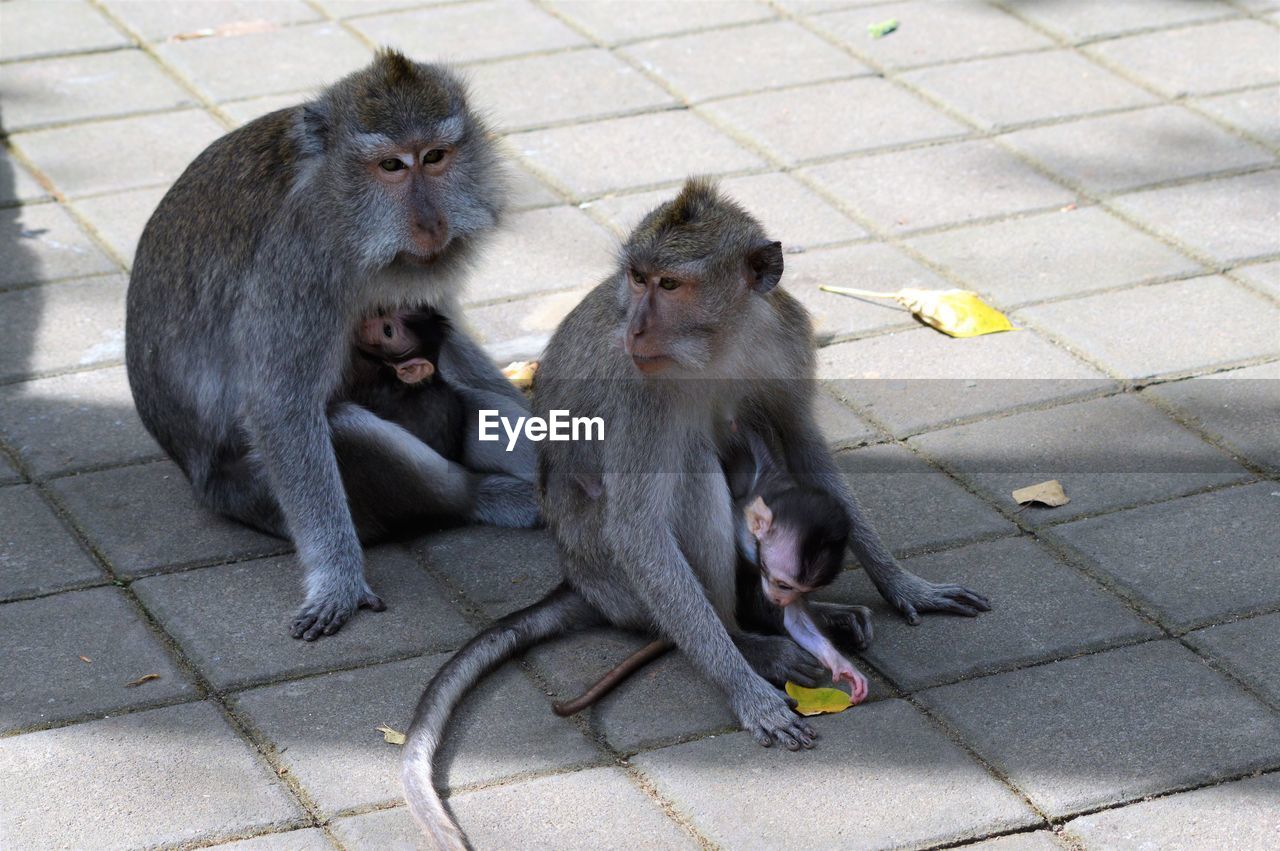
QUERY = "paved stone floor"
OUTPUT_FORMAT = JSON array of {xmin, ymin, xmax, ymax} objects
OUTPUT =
[{"xmin": 2, "ymin": 1, "xmax": 1278, "ymax": 849}]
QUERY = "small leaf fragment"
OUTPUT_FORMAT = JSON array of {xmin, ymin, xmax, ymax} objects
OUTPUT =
[
  {"xmin": 502, "ymin": 360, "xmax": 538, "ymax": 389},
  {"xmin": 79, "ymin": 655, "xmax": 92, "ymax": 663},
  {"xmin": 1012, "ymin": 479, "xmax": 1069, "ymax": 508},
  {"xmin": 376, "ymin": 724, "xmax": 407, "ymax": 745},
  {"xmin": 125, "ymin": 673, "xmax": 160, "ymax": 687},
  {"xmin": 821, "ymin": 286, "xmax": 1016, "ymax": 338},
  {"xmin": 868, "ymin": 18, "xmax": 899, "ymax": 38},
  {"xmin": 785, "ymin": 681, "xmax": 853, "ymax": 716}
]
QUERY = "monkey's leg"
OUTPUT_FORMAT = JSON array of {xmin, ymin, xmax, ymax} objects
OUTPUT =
[
  {"xmin": 194, "ymin": 447, "xmax": 289, "ymax": 539},
  {"xmin": 808, "ymin": 601, "xmax": 874, "ymax": 651},
  {"xmin": 456, "ymin": 385, "xmax": 537, "ymax": 482}
]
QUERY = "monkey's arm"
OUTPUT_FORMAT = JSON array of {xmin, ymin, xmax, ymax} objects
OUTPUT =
[
  {"xmin": 781, "ymin": 600, "xmax": 868, "ymax": 705},
  {"xmin": 437, "ymin": 322, "xmax": 530, "ymax": 407}
]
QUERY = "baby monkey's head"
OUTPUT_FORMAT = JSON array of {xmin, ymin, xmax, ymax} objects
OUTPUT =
[{"xmin": 744, "ymin": 487, "xmax": 850, "ymax": 607}]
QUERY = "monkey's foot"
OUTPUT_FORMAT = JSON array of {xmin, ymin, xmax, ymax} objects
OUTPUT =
[
  {"xmin": 734, "ymin": 633, "xmax": 827, "ymax": 688},
  {"xmin": 812, "ymin": 602, "xmax": 874, "ymax": 651},
  {"xmin": 290, "ymin": 585, "xmax": 386, "ymax": 641},
  {"xmin": 735, "ymin": 685, "xmax": 817, "ymax": 751},
  {"xmin": 887, "ymin": 574, "xmax": 991, "ymax": 625}
]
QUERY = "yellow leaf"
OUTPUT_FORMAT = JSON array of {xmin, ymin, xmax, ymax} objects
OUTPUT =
[
  {"xmin": 785, "ymin": 681, "xmax": 853, "ymax": 716},
  {"xmin": 376, "ymin": 724, "xmax": 407, "ymax": 745},
  {"xmin": 820, "ymin": 286, "xmax": 1016, "ymax": 338},
  {"xmin": 502, "ymin": 360, "xmax": 539, "ymax": 389},
  {"xmin": 1012, "ymin": 479, "xmax": 1070, "ymax": 508}
]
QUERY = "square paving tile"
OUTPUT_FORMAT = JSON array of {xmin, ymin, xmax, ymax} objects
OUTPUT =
[
  {"xmin": 959, "ymin": 833, "xmax": 1066, "ymax": 851},
  {"xmin": 233, "ymin": 654, "xmax": 602, "ymax": 816},
  {"xmin": 0, "ymin": 203, "xmax": 117, "ymax": 289},
  {"xmin": 0, "ymin": 485, "xmax": 102, "ymax": 600},
  {"xmin": 154, "ymin": 23, "xmax": 371, "ymax": 102},
  {"xmin": 0, "ymin": 366, "xmax": 160, "ymax": 478},
  {"xmin": 0, "ymin": 50, "xmax": 193, "ymax": 131},
  {"xmin": 622, "ymin": 20, "xmax": 866, "ymax": 103},
  {"xmin": 1087, "ymin": 19, "xmax": 1280, "ymax": 97},
  {"xmin": 813, "ymin": 389, "xmax": 880, "ymax": 447},
  {"xmin": 1000, "ymin": 106, "xmax": 1273, "ymax": 194},
  {"xmin": 0, "ymin": 0, "xmax": 129, "ymax": 62},
  {"xmin": 209, "ymin": 828, "xmax": 333, "ymax": 851},
  {"xmin": 1108, "ymin": 170, "xmax": 1280, "ymax": 265},
  {"xmin": 803, "ymin": 140, "xmax": 1077, "ymax": 234},
  {"xmin": 0, "ymin": 702, "xmax": 302, "ymax": 848},
  {"xmin": 547, "ymin": 0, "xmax": 773, "ymax": 45},
  {"xmin": 0, "ymin": 276, "xmax": 126, "ymax": 382},
  {"xmin": 0, "ymin": 149, "xmax": 50, "ymax": 206},
  {"xmin": 904, "ymin": 206, "xmax": 1202, "ymax": 307},
  {"xmin": 104, "ymin": 0, "xmax": 321, "ymax": 41},
  {"xmin": 1146, "ymin": 361, "xmax": 1280, "ymax": 474},
  {"xmin": 467, "ymin": 49, "xmax": 672, "ymax": 132},
  {"xmin": 918, "ymin": 641, "xmax": 1280, "ymax": 817},
  {"xmin": 218, "ymin": 92, "xmax": 308, "ymax": 127},
  {"xmin": 1005, "ymin": 0, "xmax": 1237, "ymax": 42},
  {"xmin": 412, "ymin": 526, "xmax": 562, "ymax": 619},
  {"xmin": 833, "ymin": 443, "xmax": 1017, "ymax": 555},
  {"xmin": 70, "ymin": 185, "xmax": 167, "ymax": 266},
  {"xmin": 0, "ymin": 454, "xmax": 21, "ymax": 485},
  {"xmin": 1044, "ymin": 482, "xmax": 1280, "ymax": 630},
  {"xmin": 133, "ymin": 547, "xmax": 472, "ymax": 689},
  {"xmin": 813, "ymin": 1, "xmax": 1054, "ymax": 69},
  {"xmin": 706, "ymin": 77, "xmax": 968, "ymax": 165},
  {"xmin": 901, "ymin": 50, "xmax": 1156, "ymax": 131},
  {"xmin": 464, "ymin": 287, "xmax": 590, "ymax": 362},
  {"xmin": 909, "ymin": 394, "xmax": 1252, "ymax": 526},
  {"xmin": 1233, "ymin": 259, "xmax": 1280, "ymax": 300},
  {"xmin": 510, "ymin": 111, "xmax": 765, "ymax": 198},
  {"xmin": 819, "ymin": 327, "xmax": 1112, "ymax": 435},
  {"xmin": 13, "ymin": 109, "xmax": 226, "ymax": 198},
  {"xmin": 818, "ymin": 537, "xmax": 1156, "ymax": 690},
  {"xmin": 1017, "ymin": 276, "xmax": 1280, "ymax": 378},
  {"xmin": 633, "ymin": 699, "xmax": 1037, "ymax": 847},
  {"xmin": 0, "ymin": 587, "xmax": 196, "ymax": 733},
  {"xmin": 48, "ymin": 459, "xmax": 283, "ymax": 577},
  {"xmin": 1186, "ymin": 613, "xmax": 1280, "ymax": 707},
  {"xmin": 350, "ymin": 1, "xmax": 585, "ymax": 64},
  {"xmin": 1196, "ymin": 85, "xmax": 1280, "ymax": 148},
  {"xmin": 465, "ymin": 205, "xmax": 616, "ymax": 303}
]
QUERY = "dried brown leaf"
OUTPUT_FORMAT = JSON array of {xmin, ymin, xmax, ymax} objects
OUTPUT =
[
  {"xmin": 1012, "ymin": 479, "xmax": 1070, "ymax": 508},
  {"xmin": 125, "ymin": 673, "xmax": 161, "ymax": 687}
]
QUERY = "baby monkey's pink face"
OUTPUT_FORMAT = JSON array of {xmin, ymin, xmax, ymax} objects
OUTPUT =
[{"xmin": 745, "ymin": 496, "xmax": 815, "ymax": 608}]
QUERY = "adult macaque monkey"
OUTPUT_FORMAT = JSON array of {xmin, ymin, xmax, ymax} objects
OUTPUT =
[
  {"xmin": 402, "ymin": 179, "xmax": 989, "ymax": 847},
  {"xmin": 126, "ymin": 50, "xmax": 537, "ymax": 641}
]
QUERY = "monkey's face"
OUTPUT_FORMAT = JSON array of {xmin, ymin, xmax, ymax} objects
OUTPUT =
[
  {"xmin": 619, "ymin": 263, "xmax": 710, "ymax": 374},
  {"xmin": 369, "ymin": 144, "xmax": 459, "ymax": 264}
]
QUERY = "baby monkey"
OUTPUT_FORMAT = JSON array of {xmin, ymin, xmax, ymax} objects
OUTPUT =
[
  {"xmin": 354, "ymin": 309, "xmax": 449, "ymax": 385},
  {"xmin": 552, "ymin": 426, "xmax": 870, "ymax": 716}
]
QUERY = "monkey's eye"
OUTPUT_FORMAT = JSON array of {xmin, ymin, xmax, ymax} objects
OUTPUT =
[
  {"xmin": 422, "ymin": 149, "xmax": 447, "ymax": 165},
  {"xmin": 630, "ymin": 269, "xmax": 646, "ymax": 286},
  {"xmin": 775, "ymin": 580, "xmax": 794, "ymax": 592},
  {"xmin": 658, "ymin": 278, "xmax": 680, "ymax": 291},
  {"xmin": 380, "ymin": 158, "xmax": 405, "ymax": 172},
  {"xmin": 382, "ymin": 323, "xmax": 394, "ymax": 339}
]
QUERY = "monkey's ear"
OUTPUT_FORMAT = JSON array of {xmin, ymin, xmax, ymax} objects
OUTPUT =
[
  {"xmin": 298, "ymin": 103, "xmax": 331, "ymax": 156},
  {"xmin": 745, "ymin": 496, "xmax": 774, "ymax": 538},
  {"xmin": 747, "ymin": 240, "xmax": 784, "ymax": 293}
]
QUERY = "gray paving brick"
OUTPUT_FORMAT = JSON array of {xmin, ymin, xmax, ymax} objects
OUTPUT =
[
  {"xmin": 706, "ymin": 76, "xmax": 969, "ymax": 165},
  {"xmin": 233, "ymin": 654, "xmax": 602, "ymax": 816},
  {"xmin": 1000, "ymin": 106, "xmax": 1273, "ymax": 194},
  {"xmin": 901, "ymin": 50, "xmax": 1157, "ymax": 131},
  {"xmin": 0, "ymin": 149, "xmax": 49, "ymax": 205},
  {"xmin": 465, "ymin": 205, "xmax": 616, "ymax": 303},
  {"xmin": 70, "ymin": 185, "xmax": 167, "ymax": 266},
  {"xmin": 819, "ymin": 327, "xmax": 1112, "ymax": 435},
  {"xmin": 814, "ymin": 389, "xmax": 879, "ymax": 447},
  {"xmin": 0, "ymin": 203, "xmax": 117, "ymax": 289},
  {"xmin": 904, "ymin": 206, "xmax": 1203, "ymax": 307},
  {"xmin": 506, "ymin": 159, "xmax": 563, "ymax": 211},
  {"xmin": 219, "ymin": 92, "xmax": 308, "ymax": 127},
  {"xmin": 622, "ymin": 20, "xmax": 866, "ymax": 103},
  {"xmin": 0, "ymin": 485, "xmax": 101, "ymax": 600},
  {"xmin": 14, "ymin": 109, "xmax": 226, "ymax": 198},
  {"xmin": 0, "ymin": 586, "xmax": 196, "ymax": 733},
  {"xmin": 1109, "ymin": 170, "xmax": 1280, "ymax": 265},
  {"xmin": 0, "ymin": 50, "xmax": 192, "ymax": 131},
  {"xmin": 0, "ymin": 454, "xmax": 20, "ymax": 485},
  {"xmin": 103, "ymin": 0, "xmax": 321, "ymax": 41},
  {"xmin": 1087, "ymin": 19, "xmax": 1280, "ymax": 98},
  {"xmin": 1044, "ymin": 482, "xmax": 1280, "ymax": 630},
  {"xmin": 464, "ymin": 288, "xmax": 590, "ymax": 363},
  {"xmin": 633, "ymin": 699, "xmax": 1037, "ymax": 847},
  {"xmin": 1146, "ymin": 361, "xmax": 1280, "ymax": 474},
  {"xmin": 833, "ymin": 443, "xmax": 1017, "ymax": 554},
  {"xmin": 155, "ymin": 23, "xmax": 370, "ymax": 102},
  {"xmin": 412, "ymin": 526, "xmax": 561, "ymax": 619},
  {"xmin": 819, "ymin": 537, "xmax": 1157, "ymax": 690},
  {"xmin": 910, "ymin": 394, "xmax": 1252, "ymax": 526},
  {"xmin": 1017, "ymin": 276, "xmax": 1280, "ymax": 378},
  {"xmin": 209, "ymin": 829, "xmax": 333, "ymax": 851},
  {"xmin": 919, "ymin": 640, "xmax": 1280, "ymax": 817},
  {"xmin": 133, "ymin": 547, "xmax": 471, "ymax": 689},
  {"xmin": 1186, "ymin": 613, "xmax": 1280, "ymax": 707},
  {"xmin": 0, "ymin": 701, "xmax": 302, "ymax": 848},
  {"xmin": 547, "ymin": 0, "xmax": 774, "ymax": 45},
  {"xmin": 1234, "ymin": 259, "xmax": 1280, "ymax": 300},
  {"xmin": 1064, "ymin": 772, "xmax": 1280, "ymax": 851},
  {"xmin": 0, "ymin": 275, "xmax": 126, "ymax": 382},
  {"xmin": 48, "ymin": 459, "xmax": 282, "ymax": 577},
  {"xmin": 1197, "ymin": 85, "xmax": 1280, "ymax": 149},
  {"xmin": 1004, "ymin": 0, "xmax": 1237, "ymax": 42},
  {"xmin": 510, "ymin": 111, "xmax": 765, "ymax": 198},
  {"xmin": 803, "ymin": 140, "xmax": 1077, "ymax": 234},
  {"xmin": 813, "ymin": 1, "xmax": 1054, "ymax": 69},
  {"xmin": 0, "ymin": 366, "xmax": 160, "ymax": 478},
  {"xmin": 350, "ymin": 1, "xmax": 585, "ymax": 64},
  {"xmin": 960, "ymin": 833, "xmax": 1066, "ymax": 851},
  {"xmin": 468, "ymin": 49, "xmax": 672, "ymax": 132},
  {"xmin": 449, "ymin": 767, "xmax": 697, "ymax": 850},
  {"xmin": 0, "ymin": 0, "xmax": 129, "ymax": 62}
]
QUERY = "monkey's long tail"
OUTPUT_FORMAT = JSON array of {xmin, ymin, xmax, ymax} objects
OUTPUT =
[{"xmin": 401, "ymin": 582, "xmax": 597, "ymax": 850}]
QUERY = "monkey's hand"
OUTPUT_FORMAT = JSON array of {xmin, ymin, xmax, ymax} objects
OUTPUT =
[
  {"xmin": 733, "ymin": 633, "xmax": 827, "ymax": 689},
  {"xmin": 884, "ymin": 573, "xmax": 991, "ymax": 625},
  {"xmin": 734, "ymin": 681, "xmax": 818, "ymax": 751},
  {"xmin": 291, "ymin": 580, "xmax": 386, "ymax": 641},
  {"xmin": 829, "ymin": 663, "xmax": 869, "ymax": 706},
  {"xmin": 811, "ymin": 602, "xmax": 874, "ymax": 651}
]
